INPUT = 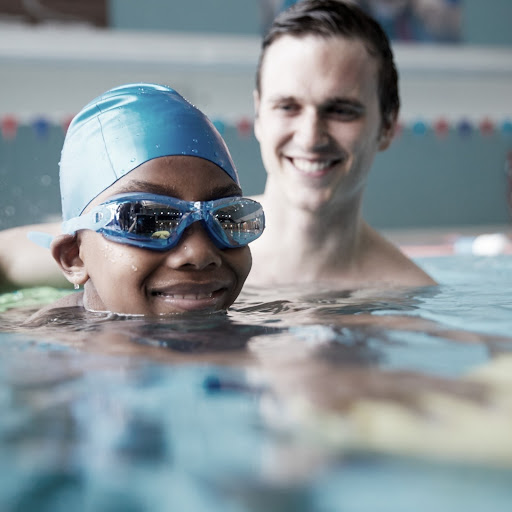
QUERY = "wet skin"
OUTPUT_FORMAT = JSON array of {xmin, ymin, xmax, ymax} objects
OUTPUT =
[
  {"xmin": 254, "ymin": 35, "xmax": 394, "ymax": 214},
  {"xmin": 70, "ymin": 156, "xmax": 252, "ymax": 316}
]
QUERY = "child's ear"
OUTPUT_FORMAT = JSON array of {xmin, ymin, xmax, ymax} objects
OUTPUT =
[{"xmin": 50, "ymin": 234, "xmax": 89, "ymax": 287}]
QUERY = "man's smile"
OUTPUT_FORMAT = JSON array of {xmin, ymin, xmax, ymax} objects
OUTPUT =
[{"xmin": 289, "ymin": 157, "xmax": 340, "ymax": 174}]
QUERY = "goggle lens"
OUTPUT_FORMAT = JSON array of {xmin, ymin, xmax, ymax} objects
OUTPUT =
[
  {"xmin": 110, "ymin": 201, "xmax": 184, "ymax": 246},
  {"xmin": 209, "ymin": 199, "xmax": 266, "ymax": 247}
]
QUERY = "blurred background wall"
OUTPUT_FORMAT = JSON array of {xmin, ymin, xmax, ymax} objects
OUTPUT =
[{"xmin": 0, "ymin": 0, "xmax": 511, "ymax": 230}]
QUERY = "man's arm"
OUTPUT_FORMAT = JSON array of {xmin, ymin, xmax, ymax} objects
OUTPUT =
[{"xmin": 0, "ymin": 222, "xmax": 71, "ymax": 292}]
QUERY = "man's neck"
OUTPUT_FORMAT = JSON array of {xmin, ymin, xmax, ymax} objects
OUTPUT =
[{"xmin": 250, "ymin": 184, "xmax": 367, "ymax": 283}]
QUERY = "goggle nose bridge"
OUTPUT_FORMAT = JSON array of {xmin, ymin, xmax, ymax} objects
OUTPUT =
[{"xmin": 176, "ymin": 203, "xmax": 217, "ymax": 237}]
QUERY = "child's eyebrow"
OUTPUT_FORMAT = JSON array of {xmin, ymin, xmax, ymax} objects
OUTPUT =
[
  {"xmin": 208, "ymin": 183, "xmax": 244, "ymax": 198},
  {"xmin": 116, "ymin": 180, "xmax": 243, "ymax": 199}
]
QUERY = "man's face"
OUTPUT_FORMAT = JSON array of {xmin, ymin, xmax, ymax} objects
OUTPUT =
[
  {"xmin": 254, "ymin": 35, "xmax": 394, "ymax": 213},
  {"xmin": 77, "ymin": 156, "xmax": 252, "ymax": 316}
]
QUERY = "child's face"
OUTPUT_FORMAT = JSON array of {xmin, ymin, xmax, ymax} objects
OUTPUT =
[{"xmin": 76, "ymin": 155, "xmax": 252, "ymax": 315}]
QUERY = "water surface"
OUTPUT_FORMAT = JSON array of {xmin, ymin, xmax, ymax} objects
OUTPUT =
[{"xmin": 1, "ymin": 255, "xmax": 511, "ymax": 511}]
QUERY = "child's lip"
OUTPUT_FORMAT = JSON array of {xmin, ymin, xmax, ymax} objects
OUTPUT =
[
  {"xmin": 150, "ymin": 281, "xmax": 230, "ymax": 295},
  {"xmin": 148, "ymin": 281, "xmax": 231, "ymax": 310}
]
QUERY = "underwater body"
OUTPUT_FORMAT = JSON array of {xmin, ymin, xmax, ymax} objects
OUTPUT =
[{"xmin": 1, "ymin": 254, "xmax": 512, "ymax": 512}]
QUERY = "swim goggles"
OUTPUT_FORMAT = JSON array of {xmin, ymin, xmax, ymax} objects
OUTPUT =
[{"xmin": 60, "ymin": 193, "xmax": 265, "ymax": 251}]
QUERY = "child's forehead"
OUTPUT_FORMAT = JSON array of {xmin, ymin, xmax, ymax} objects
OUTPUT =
[
  {"xmin": 87, "ymin": 156, "xmax": 242, "ymax": 209},
  {"xmin": 113, "ymin": 180, "xmax": 242, "ymax": 199}
]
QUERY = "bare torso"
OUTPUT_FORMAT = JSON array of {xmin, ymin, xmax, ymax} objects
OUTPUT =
[{"xmin": 247, "ymin": 194, "xmax": 435, "ymax": 289}]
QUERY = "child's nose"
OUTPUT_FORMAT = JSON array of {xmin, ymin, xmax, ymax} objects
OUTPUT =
[{"xmin": 164, "ymin": 222, "xmax": 222, "ymax": 270}]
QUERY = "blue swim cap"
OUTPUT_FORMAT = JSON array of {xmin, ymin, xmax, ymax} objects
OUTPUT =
[{"xmin": 59, "ymin": 83, "xmax": 239, "ymax": 221}]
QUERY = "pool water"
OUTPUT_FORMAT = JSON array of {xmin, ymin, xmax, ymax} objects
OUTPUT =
[{"xmin": 1, "ymin": 255, "xmax": 511, "ymax": 511}]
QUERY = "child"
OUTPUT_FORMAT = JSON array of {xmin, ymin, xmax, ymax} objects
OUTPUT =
[{"xmin": 29, "ymin": 83, "xmax": 265, "ymax": 317}]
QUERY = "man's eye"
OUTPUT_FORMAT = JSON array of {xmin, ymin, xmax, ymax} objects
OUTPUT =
[
  {"xmin": 276, "ymin": 103, "xmax": 299, "ymax": 113},
  {"xmin": 328, "ymin": 105, "xmax": 363, "ymax": 120}
]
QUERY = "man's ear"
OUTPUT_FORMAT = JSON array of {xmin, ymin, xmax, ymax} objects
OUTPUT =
[
  {"xmin": 50, "ymin": 234, "xmax": 89, "ymax": 286},
  {"xmin": 253, "ymin": 89, "xmax": 261, "ymax": 143},
  {"xmin": 378, "ymin": 111, "xmax": 398, "ymax": 151}
]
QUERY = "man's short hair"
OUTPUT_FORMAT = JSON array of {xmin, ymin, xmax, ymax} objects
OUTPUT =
[{"xmin": 256, "ymin": 0, "xmax": 399, "ymax": 129}]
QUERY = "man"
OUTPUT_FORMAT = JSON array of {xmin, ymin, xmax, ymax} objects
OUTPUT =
[
  {"xmin": 0, "ymin": 0, "xmax": 434, "ymax": 292},
  {"xmin": 246, "ymin": 0, "xmax": 435, "ymax": 287}
]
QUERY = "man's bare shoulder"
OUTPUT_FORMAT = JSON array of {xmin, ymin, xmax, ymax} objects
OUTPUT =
[
  {"xmin": 247, "ymin": 222, "xmax": 436, "ymax": 288},
  {"xmin": 362, "ymin": 225, "xmax": 437, "ymax": 287}
]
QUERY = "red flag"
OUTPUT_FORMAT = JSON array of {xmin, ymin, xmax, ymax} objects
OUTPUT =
[{"xmin": 1, "ymin": 116, "xmax": 18, "ymax": 140}]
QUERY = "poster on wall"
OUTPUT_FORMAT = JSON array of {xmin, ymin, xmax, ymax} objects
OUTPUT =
[
  {"xmin": 356, "ymin": 0, "xmax": 462, "ymax": 43},
  {"xmin": 262, "ymin": 0, "xmax": 462, "ymax": 43}
]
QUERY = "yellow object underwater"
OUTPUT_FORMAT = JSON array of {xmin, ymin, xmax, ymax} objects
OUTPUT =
[{"xmin": 284, "ymin": 354, "xmax": 512, "ymax": 467}]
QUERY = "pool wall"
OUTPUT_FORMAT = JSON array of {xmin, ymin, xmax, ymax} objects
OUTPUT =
[{"xmin": 1, "ymin": 1, "xmax": 511, "ymax": 230}]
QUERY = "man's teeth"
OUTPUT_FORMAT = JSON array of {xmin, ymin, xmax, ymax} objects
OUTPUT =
[
  {"xmin": 292, "ymin": 159, "xmax": 333, "ymax": 173},
  {"xmin": 153, "ymin": 292, "xmax": 213, "ymax": 299}
]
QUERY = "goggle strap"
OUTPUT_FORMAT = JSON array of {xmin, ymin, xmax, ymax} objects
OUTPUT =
[
  {"xmin": 27, "ymin": 231, "xmax": 54, "ymax": 249},
  {"xmin": 61, "ymin": 205, "xmax": 112, "ymax": 235}
]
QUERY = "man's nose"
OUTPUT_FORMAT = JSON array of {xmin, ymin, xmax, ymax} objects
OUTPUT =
[
  {"xmin": 164, "ymin": 222, "xmax": 222, "ymax": 270},
  {"xmin": 294, "ymin": 109, "xmax": 329, "ymax": 150}
]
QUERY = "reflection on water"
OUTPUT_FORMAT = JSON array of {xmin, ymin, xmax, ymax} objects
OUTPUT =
[{"xmin": 1, "ymin": 255, "xmax": 512, "ymax": 511}]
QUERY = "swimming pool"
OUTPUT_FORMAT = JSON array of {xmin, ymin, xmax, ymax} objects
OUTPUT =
[{"xmin": 1, "ymin": 254, "xmax": 511, "ymax": 511}]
